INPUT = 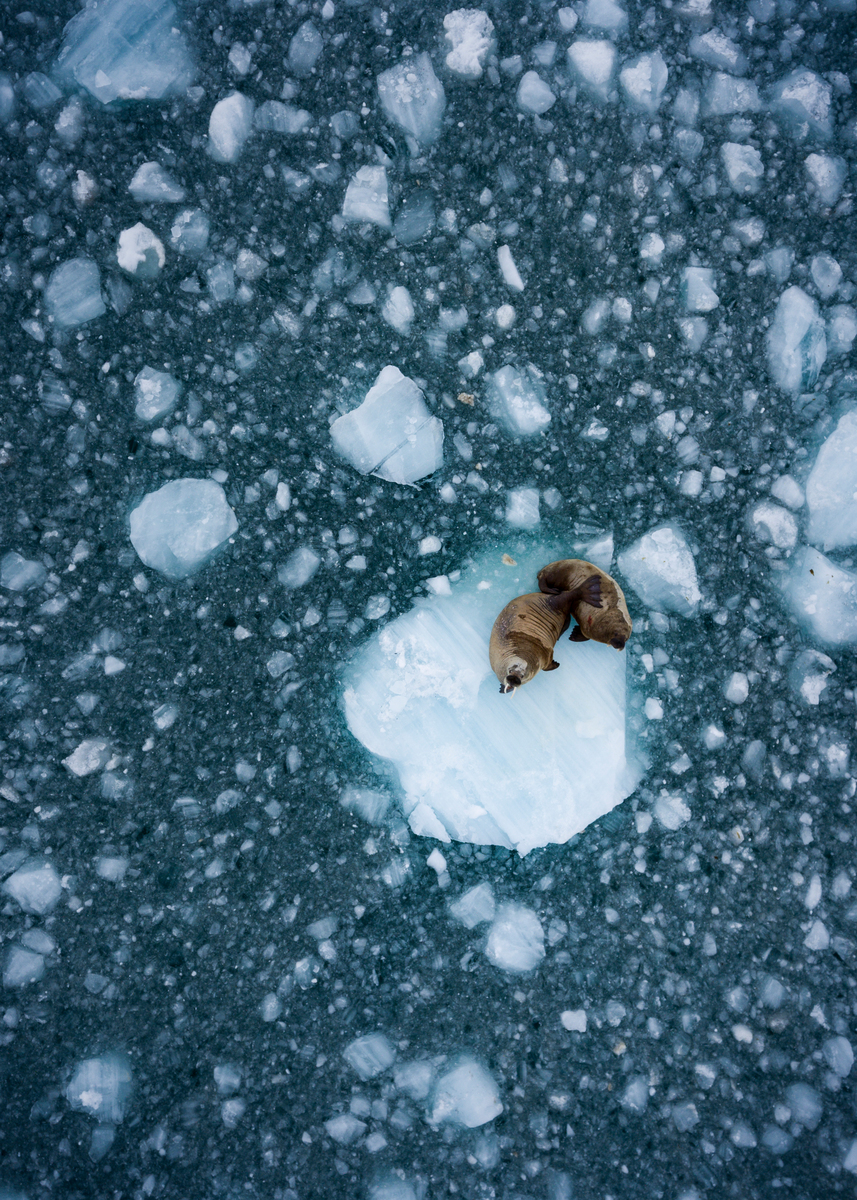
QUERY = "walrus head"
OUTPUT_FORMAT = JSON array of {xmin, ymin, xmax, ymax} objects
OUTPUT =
[
  {"xmin": 610, "ymin": 636, "xmax": 627, "ymax": 651},
  {"xmin": 500, "ymin": 671, "xmax": 523, "ymax": 694}
]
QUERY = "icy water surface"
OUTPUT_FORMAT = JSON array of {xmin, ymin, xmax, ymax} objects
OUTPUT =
[{"xmin": 2, "ymin": 0, "xmax": 857, "ymax": 1197}]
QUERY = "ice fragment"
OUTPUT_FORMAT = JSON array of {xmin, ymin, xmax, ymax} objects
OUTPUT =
[{"xmin": 129, "ymin": 479, "xmax": 239, "ymax": 580}]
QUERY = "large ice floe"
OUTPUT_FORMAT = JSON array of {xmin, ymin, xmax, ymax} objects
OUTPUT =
[
  {"xmin": 129, "ymin": 478, "xmax": 239, "ymax": 580},
  {"xmin": 341, "ymin": 544, "xmax": 640, "ymax": 855}
]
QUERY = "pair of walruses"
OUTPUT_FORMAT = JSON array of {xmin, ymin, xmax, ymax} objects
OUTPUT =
[{"xmin": 489, "ymin": 559, "xmax": 632, "ymax": 695}]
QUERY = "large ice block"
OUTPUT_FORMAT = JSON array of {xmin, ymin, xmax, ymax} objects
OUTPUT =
[
  {"xmin": 769, "ymin": 68, "xmax": 833, "ymax": 142},
  {"xmin": 54, "ymin": 0, "xmax": 195, "ymax": 106},
  {"xmin": 341, "ymin": 545, "xmax": 641, "ymax": 855},
  {"xmin": 486, "ymin": 365, "xmax": 551, "ymax": 437},
  {"xmin": 766, "ymin": 286, "xmax": 827, "ymax": 393},
  {"xmin": 45, "ymin": 257, "xmax": 106, "ymax": 328},
  {"xmin": 443, "ymin": 10, "xmax": 495, "ymax": 78},
  {"xmin": 377, "ymin": 53, "xmax": 446, "ymax": 146},
  {"xmin": 129, "ymin": 479, "xmax": 239, "ymax": 580},
  {"xmin": 330, "ymin": 366, "xmax": 443, "ymax": 484},
  {"xmin": 806, "ymin": 411, "xmax": 857, "ymax": 550},
  {"xmin": 67, "ymin": 1054, "xmax": 132, "ymax": 1124},
  {"xmin": 780, "ymin": 546, "xmax": 857, "ymax": 646},
  {"xmin": 617, "ymin": 524, "xmax": 701, "ymax": 616}
]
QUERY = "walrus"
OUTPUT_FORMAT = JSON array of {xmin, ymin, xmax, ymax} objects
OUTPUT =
[
  {"xmin": 537, "ymin": 558, "xmax": 632, "ymax": 651},
  {"xmin": 489, "ymin": 574, "xmax": 602, "ymax": 694}
]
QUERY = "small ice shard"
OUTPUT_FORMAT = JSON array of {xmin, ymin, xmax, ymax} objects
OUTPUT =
[
  {"xmin": 505, "ymin": 488, "xmax": 540, "ymax": 528},
  {"xmin": 117, "ymin": 223, "xmax": 165, "ymax": 279},
  {"xmin": 811, "ymin": 253, "xmax": 842, "ymax": 300},
  {"xmin": 567, "ymin": 40, "xmax": 616, "ymax": 101},
  {"xmin": 341, "ymin": 545, "xmax": 641, "ymax": 855},
  {"xmin": 253, "ymin": 101, "xmax": 311, "ymax": 134},
  {"xmin": 750, "ymin": 501, "xmax": 797, "ymax": 550},
  {"xmin": 828, "ymin": 306, "xmax": 857, "ymax": 357},
  {"xmin": 67, "ymin": 1054, "xmax": 132, "ymax": 1124},
  {"xmin": 654, "ymin": 791, "xmax": 691, "ymax": 829},
  {"xmin": 393, "ymin": 189, "xmax": 435, "ymax": 244},
  {"xmin": 764, "ymin": 245, "xmax": 794, "ymax": 285},
  {"xmin": 766, "ymin": 286, "xmax": 826, "ymax": 394},
  {"xmin": 516, "ymin": 71, "xmax": 556, "ymax": 114},
  {"xmin": 497, "ymin": 245, "xmax": 524, "ymax": 291},
  {"xmin": 620, "ymin": 1076, "xmax": 649, "ymax": 1112},
  {"xmin": 377, "ymin": 53, "xmax": 446, "ymax": 146},
  {"xmin": 342, "ymin": 165, "xmax": 391, "ymax": 228},
  {"xmin": 806, "ymin": 411, "xmax": 857, "ymax": 550},
  {"xmin": 582, "ymin": 0, "xmax": 628, "ymax": 35},
  {"xmin": 721, "ymin": 142, "xmax": 763, "ymax": 194},
  {"xmin": 382, "ymin": 286, "xmax": 415, "ymax": 333},
  {"xmin": 484, "ymin": 903, "xmax": 545, "ymax": 973},
  {"xmin": 170, "ymin": 208, "xmax": 210, "ymax": 257},
  {"xmin": 288, "ymin": 20, "xmax": 323, "ymax": 76},
  {"xmin": 789, "ymin": 649, "xmax": 836, "ymax": 706},
  {"xmin": 341, "ymin": 787, "xmax": 391, "ymax": 824},
  {"xmin": 3, "ymin": 944, "xmax": 46, "ymax": 988},
  {"xmin": 823, "ymin": 1036, "xmax": 854, "ymax": 1078},
  {"xmin": 486, "ymin": 365, "xmax": 550, "ymax": 437},
  {"xmin": 429, "ymin": 1058, "xmax": 503, "ymax": 1127},
  {"xmin": 805, "ymin": 153, "xmax": 847, "ymax": 206},
  {"xmin": 325, "ymin": 1113, "xmax": 366, "ymax": 1145},
  {"xmin": 129, "ymin": 479, "xmax": 239, "ymax": 580},
  {"xmin": 443, "ymin": 9, "xmax": 495, "ymax": 78},
  {"xmin": 54, "ymin": 0, "xmax": 195, "ymax": 105},
  {"xmin": 205, "ymin": 260, "xmax": 235, "ymax": 304},
  {"xmin": 133, "ymin": 366, "xmax": 181, "ymax": 422},
  {"xmin": 3, "ymin": 860, "xmax": 63, "ymax": 914},
  {"xmin": 619, "ymin": 51, "xmax": 668, "ymax": 113},
  {"xmin": 689, "ymin": 29, "xmax": 747, "ymax": 75},
  {"xmin": 330, "ymin": 366, "xmax": 444, "ymax": 485},
  {"xmin": 208, "ymin": 93, "xmax": 254, "ymax": 163},
  {"xmin": 779, "ymin": 546, "xmax": 857, "ymax": 646},
  {"xmin": 618, "ymin": 525, "xmax": 700, "ymax": 616},
  {"xmin": 128, "ymin": 161, "xmax": 185, "ymax": 202},
  {"xmin": 449, "ymin": 882, "xmax": 495, "ymax": 928},
  {"xmin": 682, "ymin": 267, "xmax": 719, "ymax": 313},
  {"xmin": 277, "ymin": 547, "xmax": 321, "ymax": 589},
  {"xmin": 701, "ymin": 73, "xmax": 761, "ymax": 116},
  {"xmin": 63, "ymin": 738, "xmax": 111, "ymax": 776},
  {"xmin": 45, "ymin": 257, "xmax": 106, "ymax": 328},
  {"xmin": 343, "ymin": 1033, "xmax": 396, "ymax": 1080},
  {"xmin": 770, "ymin": 68, "xmax": 832, "ymax": 141},
  {"xmin": 0, "ymin": 551, "xmax": 46, "ymax": 591}
]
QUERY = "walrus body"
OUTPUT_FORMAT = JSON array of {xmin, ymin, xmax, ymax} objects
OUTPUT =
[
  {"xmin": 489, "ymin": 575, "xmax": 602, "ymax": 694},
  {"xmin": 537, "ymin": 558, "xmax": 632, "ymax": 651}
]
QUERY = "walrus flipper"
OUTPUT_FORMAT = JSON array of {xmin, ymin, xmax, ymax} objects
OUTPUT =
[
  {"xmin": 574, "ymin": 573, "xmax": 603, "ymax": 609},
  {"xmin": 544, "ymin": 659, "xmax": 560, "ymax": 671},
  {"xmin": 569, "ymin": 625, "xmax": 588, "ymax": 642}
]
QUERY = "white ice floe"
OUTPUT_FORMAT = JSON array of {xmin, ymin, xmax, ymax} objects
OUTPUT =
[
  {"xmin": 133, "ymin": 367, "xmax": 181, "ymax": 422},
  {"xmin": 63, "ymin": 738, "xmax": 111, "ymax": 776},
  {"xmin": 617, "ymin": 525, "xmax": 701, "ymax": 616},
  {"xmin": 429, "ymin": 1057, "xmax": 503, "ymax": 1127},
  {"xmin": 3, "ymin": 860, "xmax": 63, "ymax": 915},
  {"xmin": 341, "ymin": 544, "xmax": 641, "ymax": 855},
  {"xmin": 806, "ymin": 411, "xmax": 857, "ymax": 550},
  {"xmin": 779, "ymin": 546, "xmax": 857, "ymax": 646},
  {"xmin": 129, "ymin": 479, "xmax": 239, "ymax": 580},
  {"xmin": 619, "ymin": 51, "xmax": 668, "ymax": 113},
  {"xmin": 766, "ymin": 286, "xmax": 826, "ymax": 394},
  {"xmin": 342, "ymin": 165, "xmax": 391, "ymax": 228},
  {"xmin": 701, "ymin": 73, "xmax": 761, "ymax": 116},
  {"xmin": 288, "ymin": 20, "xmax": 323, "ymax": 76},
  {"xmin": 128, "ymin": 161, "xmax": 185, "ymax": 202},
  {"xmin": 443, "ymin": 10, "xmax": 495, "ymax": 78},
  {"xmin": 117, "ymin": 223, "xmax": 165, "ymax": 278},
  {"xmin": 45, "ymin": 257, "xmax": 106, "ymax": 328},
  {"xmin": 382, "ymin": 286, "xmax": 415, "ymax": 334},
  {"xmin": 208, "ymin": 92, "xmax": 254, "ymax": 162},
  {"xmin": 805, "ymin": 153, "xmax": 847, "ymax": 206},
  {"xmin": 566, "ymin": 40, "xmax": 616, "ymax": 101},
  {"xmin": 688, "ymin": 29, "xmax": 747, "ymax": 75},
  {"xmin": 681, "ymin": 267, "xmax": 719, "ymax": 313},
  {"xmin": 330, "ymin": 366, "xmax": 444, "ymax": 485},
  {"xmin": 721, "ymin": 143, "xmax": 763, "ymax": 194},
  {"xmin": 484, "ymin": 903, "xmax": 545, "ymax": 972},
  {"xmin": 377, "ymin": 53, "xmax": 446, "ymax": 146},
  {"xmin": 486, "ymin": 365, "xmax": 550, "ymax": 437},
  {"xmin": 750, "ymin": 501, "xmax": 798, "ymax": 550},
  {"xmin": 769, "ymin": 68, "xmax": 832, "ymax": 141}
]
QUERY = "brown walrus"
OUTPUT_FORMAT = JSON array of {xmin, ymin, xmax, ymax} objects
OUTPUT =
[
  {"xmin": 489, "ymin": 574, "xmax": 602, "ymax": 694},
  {"xmin": 537, "ymin": 558, "xmax": 632, "ymax": 651}
]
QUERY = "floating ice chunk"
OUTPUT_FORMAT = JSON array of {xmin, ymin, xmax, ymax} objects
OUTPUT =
[
  {"xmin": 0, "ymin": 551, "xmax": 46, "ymax": 592},
  {"xmin": 67, "ymin": 1054, "xmax": 132, "ymax": 1124},
  {"xmin": 377, "ymin": 53, "xmax": 446, "ymax": 146},
  {"xmin": 128, "ymin": 162, "xmax": 185, "ymax": 202},
  {"xmin": 343, "ymin": 1033, "xmax": 396, "ymax": 1080},
  {"xmin": 764, "ymin": 245, "xmax": 794, "ymax": 285},
  {"xmin": 497, "ymin": 245, "xmax": 524, "ymax": 291},
  {"xmin": 429, "ymin": 1058, "xmax": 503, "ymax": 1127},
  {"xmin": 63, "ymin": 738, "xmax": 111, "ymax": 776},
  {"xmin": 516, "ymin": 71, "xmax": 556, "ymax": 114},
  {"xmin": 325, "ymin": 1113, "xmax": 366, "ymax": 1145},
  {"xmin": 45, "ymin": 257, "xmax": 105, "ymax": 328},
  {"xmin": 721, "ymin": 142, "xmax": 763, "ymax": 194},
  {"xmin": 750, "ymin": 501, "xmax": 797, "ymax": 550},
  {"xmin": 770, "ymin": 69, "xmax": 832, "ymax": 141},
  {"xmin": 286, "ymin": 19, "xmax": 322, "ymax": 75},
  {"xmin": 810, "ymin": 253, "xmax": 842, "ymax": 299},
  {"xmin": 393, "ymin": 189, "xmax": 435, "ymax": 244},
  {"xmin": 486, "ymin": 365, "xmax": 550, "ymax": 437},
  {"xmin": 443, "ymin": 9, "xmax": 495, "ymax": 78},
  {"xmin": 382, "ymin": 286, "xmax": 415, "ymax": 334},
  {"xmin": 341, "ymin": 787, "xmax": 391, "ymax": 824},
  {"xmin": 640, "ymin": 232, "xmax": 665, "ymax": 266},
  {"xmin": 3, "ymin": 945, "xmax": 46, "ymax": 988},
  {"xmin": 54, "ymin": 0, "xmax": 195, "ymax": 105},
  {"xmin": 620, "ymin": 1076, "xmax": 649, "ymax": 1112},
  {"xmin": 790, "ymin": 649, "xmax": 835, "ymax": 706},
  {"xmin": 678, "ymin": 317, "xmax": 708, "ymax": 352},
  {"xmin": 96, "ymin": 856, "xmax": 128, "ymax": 882},
  {"xmin": 806, "ymin": 411, "xmax": 857, "ymax": 550},
  {"xmin": 133, "ymin": 366, "xmax": 181, "ymax": 422},
  {"xmin": 129, "ymin": 479, "xmax": 239, "ymax": 580},
  {"xmin": 618, "ymin": 525, "xmax": 701, "ymax": 616},
  {"xmin": 828, "ymin": 306, "xmax": 857, "ymax": 357},
  {"xmin": 772, "ymin": 477, "xmax": 804, "ymax": 512},
  {"xmin": 805, "ymin": 153, "xmax": 847, "ymax": 206},
  {"xmin": 277, "ymin": 547, "xmax": 321, "ymax": 589},
  {"xmin": 689, "ymin": 29, "xmax": 747, "ymax": 74},
  {"xmin": 342, "ymin": 545, "xmax": 641, "ymax": 855},
  {"xmin": 779, "ymin": 546, "xmax": 857, "ymax": 645},
  {"xmin": 170, "ymin": 208, "xmax": 210, "ymax": 257},
  {"xmin": 505, "ymin": 488, "xmax": 540, "ymax": 528},
  {"xmin": 619, "ymin": 51, "xmax": 668, "ymax": 113},
  {"xmin": 369, "ymin": 1177, "xmax": 418, "ymax": 1200},
  {"xmin": 784, "ymin": 1083, "xmax": 822, "ymax": 1129},
  {"xmin": 208, "ymin": 93, "xmax": 254, "ymax": 163},
  {"xmin": 117, "ymin": 223, "xmax": 164, "ymax": 279},
  {"xmin": 449, "ymin": 882, "xmax": 495, "ymax": 928},
  {"xmin": 254, "ymin": 101, "xmax": 311, "ymax": 134},
  {"xmin": 567, "ymin": 40, "xmax": 616, "ymax": 101},
  {"xmin": 330, "ymin": 366, "xmax": 443, "ymax": 485},
  {"xmin": 3, "ymin": 860, "xmax": 63, "ymax": 914},
  {"xmin": 682, "ymin": 267, "xmax": 719, "ymax": 313},
  {"xmin": 654, "ymin": 791, "xmax": 690, "ymax": 829},
  {"xmin": 581, "ymin": 0, "xmax": 628, "ymax": 35},
  {"xmin": 484, "ymin": 903, "xmax": 545, "ymax": 973},
  {"xmin": 701, "ymin": 73, "xmax": 761, "ymax": 116},
  {"xmin": 205, "ymin": 260, "xmax": 235, "ymax": 304},
  {"xmin": 724, "ymin": 672, "xmax": 749, "ymax": 704},
  {"xmin": 342, "ymin": 165, "xmax": 391, "ymax": 228},
  {"xmin": 823, "ymin": 1036, "xmax": 854, "ymax": 1078},
  {"xmin": 766, "ymin": 286, "xmax": 826, "ymax": 393}
]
